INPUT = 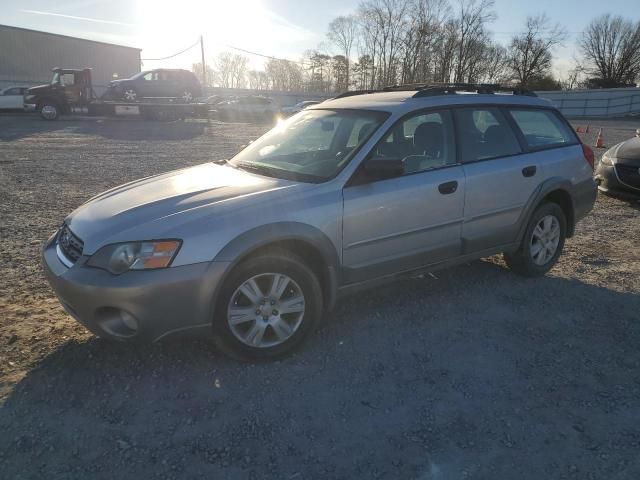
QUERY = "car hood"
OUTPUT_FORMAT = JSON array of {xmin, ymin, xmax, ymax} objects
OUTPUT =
[
  {"xmin": 609, "ymin": 137, "xmax": 640, "ymax": 161},
  {"xmin": 27, "ymin": 84, "xmax": 53, "ymax": 95},
  {"xmin": 66, "ymin": 163, "xmax": 299, "ymax": 254}
]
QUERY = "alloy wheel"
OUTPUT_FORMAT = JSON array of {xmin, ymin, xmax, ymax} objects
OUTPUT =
[
  {"xmin": 123, "ymin": 89, "xmax": 137, "ymax": 101},
  {"xmin": 227, "ymin": 273, "xmax": 305, "ymax": 348},
  {"xmin": 530, "ymin": 215, "xmax": 561, "ymax": 266}
]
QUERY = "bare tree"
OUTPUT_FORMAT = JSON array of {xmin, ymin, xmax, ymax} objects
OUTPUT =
[
  {"xmin": 212, "ymin": 52, "xmax": 249, "ymax": 88},
  {"xmin": 399, "ymin": 0, "xmax": 449, "ymax": 84},
  {"xmin": 357, "ymin": 0, "xmax": 409, "ymax": 87},
  {"xmin": 327, "ymin": 15, "xmax": 358, "ymax": 90},
  {"xmin": 507, "ymin": 14, "xmax": 566, "ymax": 88},
  {"xmin": 453, "ymin": 0, "xmax": 496, "ymax": 83},
  {"xmin": 581, "ymin": 14, "xmax": 640, "ymax": 87}
]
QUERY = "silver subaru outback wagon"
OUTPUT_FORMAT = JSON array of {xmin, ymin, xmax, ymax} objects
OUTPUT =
[{"xmin": 42, "ymin": 85, "xmax": 597, "ymax": 359}]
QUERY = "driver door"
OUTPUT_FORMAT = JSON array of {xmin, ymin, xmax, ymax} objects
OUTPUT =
[{"xmin": 342, "ymin": 109, "xmax": 465, "ymax": 284}]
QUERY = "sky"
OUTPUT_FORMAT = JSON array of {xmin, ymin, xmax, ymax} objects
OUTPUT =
[{"xmin": 3, "ymin": 0, "xmax": 640, "ymax": 77}]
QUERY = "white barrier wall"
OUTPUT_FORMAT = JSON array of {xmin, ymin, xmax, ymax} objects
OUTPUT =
[{"xmin": 537, "ymin": 87, "xmax": 640, "ymax": 118}]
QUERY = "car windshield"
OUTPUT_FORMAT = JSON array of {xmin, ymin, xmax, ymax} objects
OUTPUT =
[{"xmin": 229, "ymin": 109, "xmax": 388, "ymax": 182}]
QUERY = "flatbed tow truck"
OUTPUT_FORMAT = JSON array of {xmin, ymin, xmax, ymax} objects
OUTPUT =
[{"xmin": 24, "ymin": 68, "xmax": 208, "ymax": 121}]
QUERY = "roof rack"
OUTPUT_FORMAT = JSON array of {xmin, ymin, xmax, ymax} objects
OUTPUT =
[
  {"xmin": 412, "ymin": 83, "xmax": 537, "ymax": 98},
  {"xmin": 332, "ymin": 89, "xmax": 379, "ymax": 99},
  {"xmin": 331, "ymin": 83, "xmax": 537, "ymax": 100}
]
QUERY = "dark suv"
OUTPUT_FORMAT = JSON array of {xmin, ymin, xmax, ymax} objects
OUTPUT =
[{"xmin": 104, "ymin": 69, "xmax": 202, "ymax": 103}]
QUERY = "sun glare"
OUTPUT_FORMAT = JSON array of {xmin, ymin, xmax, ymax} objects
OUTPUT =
[{"xmin": 135, "ymin": 0, "xmax": 280, "ymax": 62}]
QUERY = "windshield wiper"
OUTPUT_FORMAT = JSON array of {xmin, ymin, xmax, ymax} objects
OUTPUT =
[{"xmin": 235, "ymin": 162, "xmax": 278, "ymax": 178}]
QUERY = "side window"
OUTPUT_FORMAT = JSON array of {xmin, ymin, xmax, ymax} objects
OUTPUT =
[
  {"xmin": 59, "ymin": 74, "xmax": 75, "ymax": 86},
  {"xmin": 372, "ymin": 110, "xmax": 456, "ymax": 174},
  {"xmin": 509, "ymin": 109, "xmax": 575, "ymax": 149},
  {"xmin": 454, "ymin": 108, "xmax": 521, "ymax": 162},
  {"xmin": 143, "ymin": 72, "xmax": 157, "ymax": 81}
]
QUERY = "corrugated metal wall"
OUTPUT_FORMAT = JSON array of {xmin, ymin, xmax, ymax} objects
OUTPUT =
[{"xmin": 0, "ymin": 25, "xmax": 140, "ymax": 93}]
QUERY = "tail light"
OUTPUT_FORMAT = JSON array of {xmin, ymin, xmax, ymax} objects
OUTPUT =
[{"xmin": 582, "ymin": 143, "xmax": 595, "ymax": 170}]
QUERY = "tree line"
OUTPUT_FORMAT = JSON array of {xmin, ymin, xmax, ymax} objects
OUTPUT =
[{"xmin": 193, "ymin": 0, "xmax": 640, "ymax": 93}]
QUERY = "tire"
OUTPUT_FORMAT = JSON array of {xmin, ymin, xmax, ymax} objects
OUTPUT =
[
  {"xmin": 212, "ymin": 252, "xmax": 323, "ymax": 361},
  {"xmin": 504, "ymin": 202, "xmax": 567, "ymax": 277},
  {"xmin": 38, "ymin": 101, "xmax": 59, "ymax": 120}
]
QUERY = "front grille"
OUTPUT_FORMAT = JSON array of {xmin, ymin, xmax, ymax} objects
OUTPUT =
[
  {"xmin": 57, "ymin": 225, "xmax": 84, "ymax": 264},
  {"xmin": 616, "ymin": 165, "xmax": 640, "ymax": 189}
]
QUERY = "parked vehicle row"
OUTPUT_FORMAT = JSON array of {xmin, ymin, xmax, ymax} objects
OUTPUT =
[{"xmin": 42, "ymin": 83, "xmax": 598, "ymax": 360}]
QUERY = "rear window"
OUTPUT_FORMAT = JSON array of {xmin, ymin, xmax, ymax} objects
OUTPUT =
[{"xmin": 509, "ymin": 109, "xmax": 575, "ymax": 149}]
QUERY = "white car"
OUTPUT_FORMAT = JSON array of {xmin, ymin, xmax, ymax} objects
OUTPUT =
[{"xmin": 0, "ymin": 86, "xmax": 29, "ymax": 110}]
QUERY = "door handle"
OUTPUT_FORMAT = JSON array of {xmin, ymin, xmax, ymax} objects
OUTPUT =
[
  {"xmin": 438, "ymin": 181, "xmax": 458, "ymax": 195},
  {"xmin": 522, "ymin": 166, "xmax": 537, "ymax": 177}
]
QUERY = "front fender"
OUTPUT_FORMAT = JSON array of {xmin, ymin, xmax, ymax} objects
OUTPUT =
[{"xmin": 212, "ymin": 222, "xmax": 340, "ymax": 310}]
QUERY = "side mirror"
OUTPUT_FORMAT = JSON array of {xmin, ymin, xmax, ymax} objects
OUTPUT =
[{"xmin": 364, "ymin": 157, "xmax": 405, "ymax": 179}]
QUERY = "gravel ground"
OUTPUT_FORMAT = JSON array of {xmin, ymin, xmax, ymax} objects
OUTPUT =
[{"xmin": 1, "ymin": 114, "xmax": 639, "ymax": 479}]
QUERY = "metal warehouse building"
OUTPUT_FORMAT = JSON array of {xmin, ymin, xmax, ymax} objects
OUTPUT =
[{"xmin": 0, "ymin": 24, "xmax": 141, "ymax": 92}]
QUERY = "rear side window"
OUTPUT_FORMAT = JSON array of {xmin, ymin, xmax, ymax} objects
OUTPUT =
[
  {"xmin": 509, "ymin": 109, "xmax": 575, "ymax": 149},
  {"xmin": 454, "ymin": 108, "xmax": 521, "ymax": 162}
]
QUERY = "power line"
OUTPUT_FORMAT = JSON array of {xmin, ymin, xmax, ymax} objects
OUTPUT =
[
  {"xmin": 141, "ymin": 38, "xmax": 201, "ymax": 61},
  {"xmin": 225, "ymin": 44, "xmax": 314, "ymax": 67}
]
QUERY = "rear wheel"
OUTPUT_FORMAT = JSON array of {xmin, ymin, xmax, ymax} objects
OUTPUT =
[
  {"xmin": 213, "ymin": 253, "xmax": 323, "ymax": 360},
  {"xmin": 180, "ymin": 90, "xmax": 195, "ymax": 103},
  {"xmin": 504, "ymin": 202, "xmax": 566, "ymax": 277}
]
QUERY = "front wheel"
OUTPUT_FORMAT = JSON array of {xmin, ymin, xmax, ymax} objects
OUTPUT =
[
  {"xmin": 122, "ymin": 88, "xmax": 138, "ymax": 102},
  {"xmin": 504, "ymin": 202, "xmax": 567, "ymax": 277},
  {"xmin": 213, "ymin": 253, "xmax": 323, "ymax": 360},
  {"xmin": 39, "ymin": 101, "xmax": 59, "ymax": 120}
]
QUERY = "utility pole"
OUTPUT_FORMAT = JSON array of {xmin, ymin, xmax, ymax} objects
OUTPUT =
[{"xmin": 200, "ymin": 35, "xmax": 207, "ymax": 87}]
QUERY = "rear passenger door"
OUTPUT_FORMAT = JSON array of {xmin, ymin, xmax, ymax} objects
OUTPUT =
[{"xmin": 455, "ymin": 107, "xmax": 540, "ymax": 252}]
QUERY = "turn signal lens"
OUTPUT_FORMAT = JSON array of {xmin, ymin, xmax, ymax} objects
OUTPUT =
[{"xmin": 135, "ymin": 241, "xmax": 181, "ymax": 270}]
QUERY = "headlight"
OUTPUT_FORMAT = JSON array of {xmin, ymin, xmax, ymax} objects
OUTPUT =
[
  {"xmin": 600, "ymin": 153, "xmax": 614, "ymax": 166},
  {"xmin": 87, "ymin": 240, "xmax": 181, "ymax": 274}
]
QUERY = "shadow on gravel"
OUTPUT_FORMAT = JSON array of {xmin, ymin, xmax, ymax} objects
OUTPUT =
[
  {"xmin": 2, "ymin": 260, "xmax": 640, "ymax": 479},
  {"xmin": 0, "ymin": 115, "xmax": 207, "ymax": 142}
]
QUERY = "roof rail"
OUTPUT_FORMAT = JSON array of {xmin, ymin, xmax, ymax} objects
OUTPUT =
[
  {"xmin": 331, "ymin": 89, "xmax": 380, "ymax": 99},
  {"xmin": 412, "ymin": 83, "xmax": 537, "ymax": 98},
  {"xmin": 331, "ymin": 83, "xmax": 537, "ymax": 100}
]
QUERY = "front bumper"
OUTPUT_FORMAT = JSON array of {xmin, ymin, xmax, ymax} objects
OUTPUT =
[
  {"xmin": 42, "ymin": 235, "xmax": 230, "ymax": 342},
  {"xmin": 595, "ymin": 163, "xmax": 640, "ymax": 198}
]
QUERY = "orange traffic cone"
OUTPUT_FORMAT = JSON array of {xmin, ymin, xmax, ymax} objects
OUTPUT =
[{"xmin": 594, "ymin": 128, "xmax": 605, "ymax": 148}]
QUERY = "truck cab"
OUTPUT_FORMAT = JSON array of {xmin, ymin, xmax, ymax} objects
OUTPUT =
[{"xmin": 25, "ymin": 68, "xmax": 94, "ymax": 120}]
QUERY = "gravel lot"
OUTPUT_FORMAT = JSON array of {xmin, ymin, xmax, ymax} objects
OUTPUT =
[{"xmin": 1, "ymin": 114, "xmax": 639, "ymax": 479}]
